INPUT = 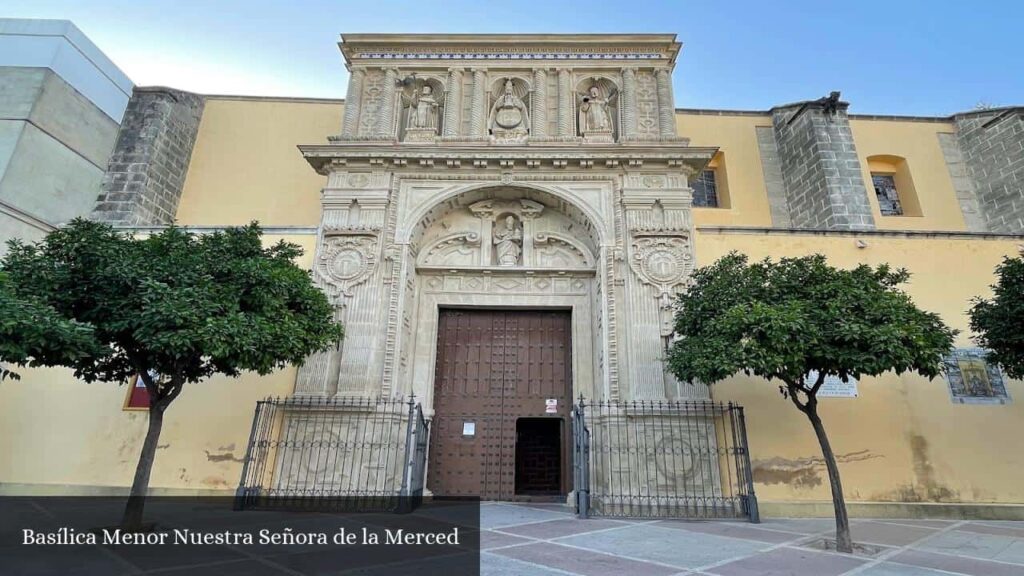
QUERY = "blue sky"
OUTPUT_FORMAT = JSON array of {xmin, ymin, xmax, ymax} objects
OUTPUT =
[{"xmin": 8, "ymin": 0, "xmax": 1023, "ymax": 115}]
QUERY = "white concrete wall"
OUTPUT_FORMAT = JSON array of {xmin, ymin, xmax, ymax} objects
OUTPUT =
[{"xmin": 0, "ymin": 19, "xmax": 132, "ymax": 122}]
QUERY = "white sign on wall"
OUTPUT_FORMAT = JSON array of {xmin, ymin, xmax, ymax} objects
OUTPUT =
[{"xmin": 805, "ymin": 371, "xmax": 859, "ymax": 398}]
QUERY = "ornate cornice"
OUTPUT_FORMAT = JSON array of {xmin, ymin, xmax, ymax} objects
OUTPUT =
[
  {"xmin": 339, "ymin": 34, "xmax": 682, "ymax": 68},
  {"xmin": 300, "ymin": 143, "xmax": 716, "ymax": 175}
]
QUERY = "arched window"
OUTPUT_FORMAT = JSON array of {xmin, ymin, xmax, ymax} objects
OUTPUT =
[{"xmin": 866, "ymin": 155, "xmax": 921, "ymax": 217}]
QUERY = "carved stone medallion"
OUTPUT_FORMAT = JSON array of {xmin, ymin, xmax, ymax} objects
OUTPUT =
[{"xmin": 316, "ymin": 234, "xmax": 379, "ymax": 300}]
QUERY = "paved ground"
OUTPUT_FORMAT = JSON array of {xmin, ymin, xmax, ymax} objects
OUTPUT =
[{"xmin": 482, "ymin": 502, "xmax": 1024, "ymax": 576}]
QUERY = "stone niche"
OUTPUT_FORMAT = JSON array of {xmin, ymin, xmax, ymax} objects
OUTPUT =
[{"xmin": 334, "ymin": 34, "xmax": 686, "ymax": 143}]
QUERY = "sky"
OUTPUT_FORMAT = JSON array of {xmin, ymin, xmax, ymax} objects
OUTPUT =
[{"xmin": 7, "ymin": 0, "xmax": 1023, "ymax": 116}]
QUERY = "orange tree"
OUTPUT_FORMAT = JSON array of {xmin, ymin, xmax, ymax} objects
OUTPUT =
[
  {"xmin": 970, "ymin": 256, "xmax": 1024, "ymax": 378},
  {"xmin": 1, "ymin": 219, "xmax": 344, "ymax": 529},
  {"xmin": 666, "ymin": 253, "xmax": 955, "ymax": 552}
]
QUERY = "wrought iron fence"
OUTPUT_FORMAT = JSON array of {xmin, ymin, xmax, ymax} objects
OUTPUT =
[
  {"xmin": 573, "ymin": 398, "xmax": 758, "ymax": 522},
  {"xmin": 234, "ymin": 395, "xmax": 430, "ymax": 513}
]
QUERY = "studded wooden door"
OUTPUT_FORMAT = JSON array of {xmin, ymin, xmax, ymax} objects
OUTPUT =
[{"xmin": 429, "ymin": 309, "xmax": 572, "ymax": 499}]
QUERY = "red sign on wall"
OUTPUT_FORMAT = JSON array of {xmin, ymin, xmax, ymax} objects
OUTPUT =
[{"xmin": 123, "ymin": 374, "xmax": 152, "ymax": 410}]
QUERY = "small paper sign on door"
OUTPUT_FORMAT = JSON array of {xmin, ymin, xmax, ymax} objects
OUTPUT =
[
  {"xmin": 462, "ymin": 421, "xmax": 476, "ymax": 436},
  {"xmin": 545, "ymin": 399, "xmax": 558, "ymax": 413}
]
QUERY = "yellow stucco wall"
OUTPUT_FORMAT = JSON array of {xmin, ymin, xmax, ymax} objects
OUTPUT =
[
  {"xmin": 0, "ymin": 234, "xmax": 316, "ymax": 493},
  {"xmin": 849, "ymin": 118, "xmax": 967, "ymax": 231},
  {"xmin": 174, "ymin": 97, "xmax": 341, "ymax": 227},
  {"xmin": 678, "ymin": 112, "xmax": 776, "ymax": 227},
  {"xmin": 695, "ymin": 230, "xmax": 1024, "ymax": 505}
]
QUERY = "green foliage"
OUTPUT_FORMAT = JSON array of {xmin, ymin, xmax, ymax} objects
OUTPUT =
[
  {"xmin": 970, "ymin": 256, "xmax": 1024, "ymax": 379},
  {"xmin": 0, "ymin": 271, "xmax": 99, "ymax": 380},
  {"xmin": 667, "ymin": 252, "xmax": 956, "ymax": 393},
  {"xmin": 0, "ymin": 219, "xmax": 344, "ymax": 397}
]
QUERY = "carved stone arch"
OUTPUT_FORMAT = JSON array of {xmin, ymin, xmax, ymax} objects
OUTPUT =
[
  {"xmin": 400, "ymin": 181, "xmax": 608, "ymax": 251},
  {"xmin": 488, "ymin": 74, "xmax": 533, "ymax": 95},
  {"xmin": 534, "ymin": 231, "xmax": 595, "ymax": 268},
  {"xmin": 417, "ymin": 231, "xmax": 481, "ymax": 267}
]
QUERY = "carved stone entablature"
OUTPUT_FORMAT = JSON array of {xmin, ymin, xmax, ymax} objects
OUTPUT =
[
  {"xmin": 315, "ymin": 231, "xmax": 380, "ymax": 304},
  {"xmin": 301, "ymin": 143, "xmax": 717, "ymax": 176}
]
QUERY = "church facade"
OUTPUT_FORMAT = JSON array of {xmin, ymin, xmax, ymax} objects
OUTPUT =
[{"xmin": 2, "ymin": 34, "xmax": 1024, "ymax": 518}]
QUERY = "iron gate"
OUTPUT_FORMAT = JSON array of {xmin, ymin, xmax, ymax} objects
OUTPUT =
[
  {"xmin": 573, "ymin": 398, "xmax": 759, "ymax": 522},
  {"xmin": 234, "ymin": 395, "xmax": 430, "ymax": 513}
]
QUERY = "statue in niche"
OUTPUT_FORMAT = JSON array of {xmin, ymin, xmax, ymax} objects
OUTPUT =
[
  {"xmin": 406, "ymin": 84, "xmax": 439, "ymax": 130},
  {"xmin": 493, "ymin": 215, "xmax": 522, "ymax": 266},
  {"xmin": 578, "ymin": 84, "xmax": 617, "ymax": 142},
  {"xmin": 489, "ymin": 79, "xmax": 530, "ymax": 141}
]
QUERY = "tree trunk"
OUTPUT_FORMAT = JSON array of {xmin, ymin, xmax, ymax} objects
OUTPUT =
[
  {"xmin": 121, "ymin": 406, "xmax": 164, "ymax": 530},
  {"xmin": 806, "ymin": 403, "xmax": 853, "ymax": 553}
]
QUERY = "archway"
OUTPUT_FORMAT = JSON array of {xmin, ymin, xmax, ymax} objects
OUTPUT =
[{"xmin": 399, "ymin": 184, "xmax": 606, "ymax": 499}]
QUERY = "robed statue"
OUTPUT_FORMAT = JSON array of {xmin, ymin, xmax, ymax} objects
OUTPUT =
[
  {"xmin": 405, "ymin": 84, "xmax": 439, "ymax": 130},
  {"xmin": 493, "ymin": 215, "xmax": 522, "ymax": 266},
  {"xmin": 578, "ymin": 84, "xmax": 617, "ymax": 135},
  {"xmin": 489, "ymin": 79, "xmax": 530, "ymax": 136}
]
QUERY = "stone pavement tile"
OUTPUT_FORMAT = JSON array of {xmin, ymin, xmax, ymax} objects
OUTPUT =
[
  {"xmin": 481, "ymin": 503, "xmax": 573, "ymax": 529},
  {"xmin": 959, "ymin": 522, "xmax": 1024, "ymax": 538},
  {"xmin": 756, "ymin": 518, "xmax": 840, "ymax": 534},
  {"xmin": 498, "ymin": 518, "xmax": 628, "ymax": 539},
  {"xmin": 553, "ymin": 523, "xmax": 765, "ymax": 569},
  {"xmin": 482, "ymin": 551, "xmax": 578, "ymax": 575},
  {"xmin": 914, "ymin": 529, "xmax": 1024, "ymax": 563},
  {"xmin": 855, "ymin": 562, "xmax": 957, "ymax": 576},
  {"xmin": 492, "ymin": 541, "xmax": 678, "ymax": 576},
  {"xmin": 868, "ymin": 519, "xmax": 957, "ymax": 530},
  {"xmin": 655, "ymin": 520, "xmax": 802, "ymax": 544},
  {"xmin": 888, "ymin": 549, "xmax": 1024, "ymax": 576},
  {"xmin": 849, "ymin": 520, "xmax": 940, "ymax": 547},
  {"xmin": 0, "ymin": 545, "xmax": 138, "ymax": 576},
  {"xmin": 149, "ymin": 558, "xmax": 297, "ymax": 575},
  {"xmin": 481, "ymin": 529, "xmax": 535, "ymax": 550},
  {"xmin": 102, "ymin": 542, "xmax": 249, "ymax": 572},
  {"xmin": 707, "ymin": 546, "xmax": 866, "ymax": 576}
]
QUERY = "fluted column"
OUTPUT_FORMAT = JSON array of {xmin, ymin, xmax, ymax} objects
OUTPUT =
[
  {"xmin": 655, "ymin": 68, "xmax": 676, "ymax": 138},
  {"xmin": 620, "ymin": 67, "xmax": 637, "ymax": 140},
  {"xmin": 557, "ymin": 68, "xmax": 573, "ymax": 138},
  {"xmin": 376, "ymin": 67, "xmax": 399, "ymax": 139},
  {"xmin": 442, "ymin": 67, "xmax": 463, "ymax": 137},
  {"xmin": 341, "ymin": 68, "xmax": 365, "ymax": 137},
  {"xmin": 531, "ymin": 68, "xmax": 548, "ymax": 138},
  {"xmin": 470, "ymin": 68, "xmax": 488, "ymax": 137}
]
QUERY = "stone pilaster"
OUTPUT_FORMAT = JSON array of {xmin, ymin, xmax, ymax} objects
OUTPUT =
[
  {"xmin": 470, "ymin": 68, "xmax": 487, "ymax": 137},
  {"xmin": 92, "ymin": 87, "xmax": 205, "ymax": 226},
  {"xmin": 442, "ymin": 67, "xmax": 463, "ymax": 138},
  {"xmin": 557, "ymin": 68, "xmax": 573, "ymax": 137},
  {"xmin": 655, "ymin": 68, "xmax": 675, "ymax": 138},
  {"xmin": 755, "ymin": 126, "xmax": 792, "ymax": 227},
  {"xmin": 341, "ymin": 68, "xmax": 364, "ymax": 137},
  {"xmin": 376, "ymin": 68, "xmax": 399, "ymax": 139},
  {"xmin": 620, "ymin": 67, "xmax": 637, "ymax": 140},
  {"xmin": 937, "ymin": 132, "xmax": 987, "ymax": 232},
  {"xmin": 953, "ymin": 108, "xmax": 1024, "ymax": 233},
  {"xmin": 771, "ymin": 98, "xmax": 875, "ymax": 230},
  {"xmin": 531, "ymin": 68, "xmax": 548, "ymax": 138}
]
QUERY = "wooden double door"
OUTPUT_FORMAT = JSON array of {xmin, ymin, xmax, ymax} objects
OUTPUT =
[{"xmin": 429, "ymin": 309, "xmax": 572, "ymax": 500}]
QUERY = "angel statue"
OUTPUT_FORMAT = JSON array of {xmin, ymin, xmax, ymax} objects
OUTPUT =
[
  {"xmin": 578, "ymin": 84, "xmax": 618, "ymax": 136},
  {"xmin": 405, "ymin": 84, "xmax": 439, "ymax": 131}
]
